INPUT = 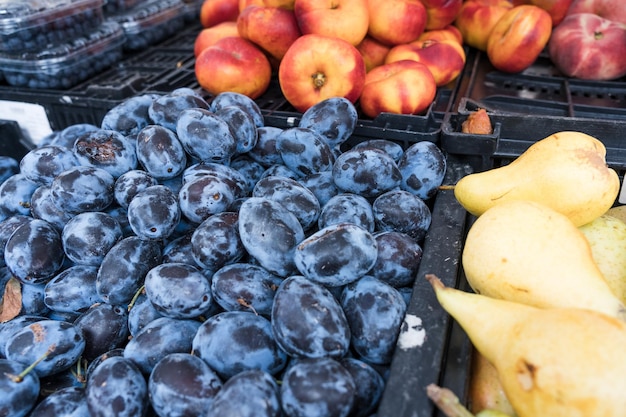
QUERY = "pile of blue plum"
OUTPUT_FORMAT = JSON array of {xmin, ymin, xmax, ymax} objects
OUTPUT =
[{"xmin": 0, "ymin": 89, "xmax": 447, "ymax": 417}]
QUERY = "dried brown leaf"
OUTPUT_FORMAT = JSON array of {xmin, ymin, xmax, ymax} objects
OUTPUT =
[{"xmin": 0, "ymin": 277, "xmax": 22, "ymax": 322}]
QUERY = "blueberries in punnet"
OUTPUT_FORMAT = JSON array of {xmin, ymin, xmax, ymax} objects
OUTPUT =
[
  {"xmin": 127, "ymin": 184, "xmax": 181, "ymax": 241},
  {"xmin": 50, "ymin": 165, "xmax": 115, "ymax": 214},
  {"xmin": 372, "ymin": 189, "xmax": 432, "ymax": 242},
  {"xmin": 298, "ymin": 97, "xmax": 358, "ymax": 148},
  {"xmin": 0, "ymin": 173, "xmax": 39, "ymax": 220},
  {"xmin": 61, "ymin": 211, "xmax": 123, "ymax": 266},
  {"xmin": 114, "ymin": 169, "xmax": 158, "ymax": 209},
  {"xmin": 72, "ymin": 129, "xmax": 138, "ymax": 178},
  {"xmin": 398, "ymin": 140, "xmax": 447, "ymax": 200},
  {"xmin": 271, "ymin": 275, "xmax": 351, "ymax": 359},
  {"xmin": 207, "ymin": 369, "xmax": 281, "ymax": 417},
  {"xmin": 352, "ymin": 139, "xmax": 405, "ymax": 162},
  {"xmin": 123, "ymin": 316, "xmax": 201, "ymax": 375},
  {"xmin": 19, "ymin": 145, "xmax": 79, "ymax": 185},
  {"xmin": 5, "ymin": 319, "xmax": 85, "ymax": 377},
  {"xmin": 192, "ymin": 311, "xmax": 287, "ymax": 379},
  {"xmin": 341, "ymin": 275, "xmax": 407, "ymax": 365},
  {"xmin": 332, "ymin": 147, "xmax": 402, "ymax": 198},
  {"xmin": 0, "ymin": 358, "xmax": 40, "ymax": 417},
  {"xmin": 294, "ymin": 222, "xmax": 378, "ymax": 287},
  {"xmin": 101, "ymin": 94, "xmax": 158, "ymax": 137},
  {"xmin": 176, "ymin": 107, "xmax": 237, "ymax": 164},
  {"xmin": 191, "ymin": 211, "xmax": 244, "ymax": 271},
  {"xmin": 28, "ymin": 386, "xmax": 89, "ymax": 417},
  {"xmin": 86, "ymin": 356, "xmax": 148, "ymax": 417},
  {"xmin": 44, "ymin": 265, "xmax": 101, "ymax": 314},
  {"xmin": 148, "ymin": 353, "xmax": 223, "ymax": 416},
  {"xmin": 144, "ymin": 262, "xmax": 214, "ymax": 319},
  {"xmin": 209, "ymin": 91, "xmax": 265, "ymax": 128},
  {"xmin": 280, "ymin": 357, "xmax": 356, "ymax": 417},
  {"xmin": 96, "ymin": 236, "xmax": 162, "ymax": 305},
  {"xmin": 276, "ymin": 127, "xmax": 335, "ymax": 177},
  {"xmin": 148, "ymin": 92, "xmax": 209, "ymax": 132},
  {"xmin": 318, "ymin": 192, "xmax": 375, "ymax": 232},
  {"xmin": 238, "ymin": 197, "xmax": 304, "ymax": 277},
  {"xmin": 215, "ymin": 105, "xmax": 259, "ymax": 155},
  {"xmin": 136, "ymin": 125, "xmax": 187, "ymax": 180},
  {"xmin": 74, "ymin": 303, "xmax": 129, "ymax": 361},
  {"xmin": 4, "ymin": 219, "xmax": 65, "ymax": 285},
  {"xmin": 252, "ymin": 175, "xmax": 321, "ymax": 231},
  {"xmin": 369, "ymin": 231, "xmax": 423, "ymax": 288}
]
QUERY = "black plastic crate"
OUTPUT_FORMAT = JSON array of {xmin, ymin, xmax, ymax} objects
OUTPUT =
[{"xmin": 442, "ymin": 49, "xmax": 626, "ymax": 176}]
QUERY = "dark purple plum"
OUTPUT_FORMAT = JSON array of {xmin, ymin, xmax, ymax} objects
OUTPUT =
[
  {"xmin": 259, "ymin": 163, "xmax": 299, "ymax": 180},
  {"xmin": 318, "ymin": 192, "xmax": 375, "ymax": 232},
  {"xmin": 161, "ymin": 232, "xmax": 198, "ymax": 266},
  {"xmin": 332, "ymin": 147, "xmax": 402, "ymax": 198},
  {"xmin": 294, "ymin": 223, "xmax": 378, "ymax": 287},
  {"xmin": 127, "ymin": 185, "xmax": 181, "ymax": 241},
  {"xmin": 209, "ymin": 91, "xmax": 264, "ymax": 128},
  {"xmin": 0, "ymin": 215, "xmax": 34, "ymax": 267},
  {"xmin": 238, "ymin": 197, "xmax": 304, "ymax": 277},
  {"xmin": 127, "ymin": 292, "xmax": 164, "ymax": 338},
  {"xmin": 61, "ymin": 211, "xmax": 123, "ymax": 266},
  {"xmin": 51, "ymin": 123, "xmax": 100, "ymax": 149},
  {"xmin": 44, "ymin": 265, "xmax": 101, "ymax": 314},
  {"xmin": 191, "ymin": 311, "xmax": 287, "ymax": 379},
  {"xmin": 74, "ymin": 303, "xmax": 129, "ymax": 361},
  {"xmin": 298, "ymin": 97, "xmax": 358, "ymax": 148},
  {"xmin": 210, "ymin": 262, "xmax": 282, "ymax": 316},
  {"xmin": 182, "ymin": 162, "xmax": 248, "ymax": 199},
  {"xmin": 19, "ymin": 282, "xmax": 49, "ymax": 316},
  {"xmin": 341, "ymin": 275, "xmax": 407, "ymax": 365},
  {"xmin": 339, "ymin": 357, "xmax": 385, "ymax": 417},
  {"xmin": 136, "ymin": 124, "xmax": 187, "ymax": 180},
  {"xmin": 352, "ymin": 139, "xmax": 405, "ymax": 162},
  {"xmin": 207, "ymin": 369, "xmax": 280, "ymax": 417},
  {"xmin": 101, "ymin": 94, "xmax": 159, "ymax": 136},
  {"xmin": 176, "ymin": 107, "xmax": 237, "ymax": 164},
  {"xmin": 372, "ymin": 189, "xmax": 432, "ymax": 241},
  {"xmin": 190, "ymin": 211, "xmax": 244, "ymax": 271},
  {"xmin": 49, "ymin": 165, "xmax": 115, "ymax": 214},
  {"xmin": 252, "ymin": 175, "xmax": 321, "ymax": 231},
  {"xmin": 0, "ymin": 156, "xmax": 19, "ymax": 183},
  {"xmin": 148, "ymin": 353, "xmax": 223, "ymax": 416},
  {"xmin": 178, "ymin": 174, "xmax": 237, "ymax": 224},
  {"xmin": 28, "ymin": 386, "xmax": 89, "ymax": 417},
  {"xmin": 398, "ymin": 141, "xmax": 447, "ymax": 200},
  {"xmin": 280, "ymin": 357, "xmax": 356, "ymax": 417},
  {"xmin": 0, "ymin": 173, "xmax": 39, "ymax": 220},
  {"xmin": 276, "ymin": 127, "xmax": 335, "ymax": 177},
  {"xmin": 245, "ymin": 126, "xmax": 284, "ymax": 167},
  {"xmin": 298, "ymin": 171, "xmax": 339, "ymax": 207},
  {"xmin": 29, "ymin": 185, "xmax": 73, "ymax": 232},
  {"xmin": 271, "ymin": 275, "xmax": 350, "ymax": 359},
  {"xmin": 369, "ymin": 231, "xmax": 423, "ymax": 288},
  {"xmin": 230, "ymin": 154, "xmax": 266, "ymax": 194},
  {"xmin": 0, "ymin": 358, "xmax": 40, "ymax": 417},
  {"xmin": 113, "ymin": 169, "xmax": 158, "ymax": 209},
  {"xmin": 148, "ymin": 92, "xmax": 209, "ymax": 132},
  {"xmin": 72, "ymin": 129, "xmax": 138, "ymax": 178},
  {"xmin": 215, "ymin": 104, "xmax": 258, "ymax": 155},
  {"xmin": 19, "ymin": 145, "xmax": 78, "ymax": 185}
]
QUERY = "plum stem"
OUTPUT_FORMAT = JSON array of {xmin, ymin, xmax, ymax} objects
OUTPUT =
[{"xmin": 6, "ymin": 344, "xmax": 56, "ymax": 383}]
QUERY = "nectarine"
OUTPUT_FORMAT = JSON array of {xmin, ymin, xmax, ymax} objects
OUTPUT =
[{"xmin": 293, "ymin": 0, "xmax": 370, "ymax": 46}]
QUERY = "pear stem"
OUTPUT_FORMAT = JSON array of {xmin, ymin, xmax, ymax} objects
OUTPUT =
[{"xmin": 426, "ymin": 383, "xmax": 475, "ymax": 417}]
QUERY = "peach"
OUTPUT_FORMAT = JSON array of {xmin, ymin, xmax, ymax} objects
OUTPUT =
[
  {"xmin": 549, "ymin": 12, "xmax": 626, "ymax": 80},
  {"xmin": 526, "ymin": 0, "xmax": 573, "ymax": 25},
  {"xmin": 200, "ymin": 0, "xmax": 240, "ymax": 28},
  {"xmin": 356, "ymin": 35, "xmax": 391, "ymax": 72},
  {"xmin": 366, "ymin": 0, "xmax": 428, "ymax": 45},
  {"xmin": 567, "ymin": 0, "xmax": 626, "ymax": 25},
  {"xmin": 293, "ymin": 0, "xmax": 370, "ymax": 46},
  {"xmin": 385, "ymin": 39, "xmax": 466, "ymax": 86},
  {"xmin": 421, "ymin": 0, "xmax": 464, "ymax": 30},
  {"xmin": 278, "ymin": 34, "xmax": 366, "ymax": 113},
  {"xmin": 194, "ymin": 21, "xmax": 240, "ymax": 57},
  {"xmin": 454, "ymin": 0, "xmax": 514, "ymax": 51},
  {"xmin": 195, "ymin": 36, "xmax": 272, "ymax": 99},
  {"xmin": 359, "ymin": 60, "xmax": 437, "ymax": 118},
  {"xmin": 237, "ymin": 5, "xmax": 301, "ymax": 61},
  {"xmin": 486, "ymin": 5, "xmax": 552, "ymax": 73},
  {"xmin": 419, "ymin": 24, "xmax": 464, "ymax": 44}
]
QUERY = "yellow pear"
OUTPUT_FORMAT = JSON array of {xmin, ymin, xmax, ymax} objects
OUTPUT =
[
  {"xmin": 454, "ymin": 131, "xmax": 620, "ymax": 227},
  {"xmin": 468, "ymin": 350, "xmax": 517, "ymax": 417},
  {"xmin": 606, "ymin": 205, "xmax": 626, "ymax": 224},
  {"xmin": 462, "ymin": 199, "xmax": 626, "ymax": 320},
  {"xmin": 427, "ymin": 274, "xmax": 626, "ymax": 417},
  {"xmin": 579, "ymin": 213, "xmax": 626, "ymax": 305}
]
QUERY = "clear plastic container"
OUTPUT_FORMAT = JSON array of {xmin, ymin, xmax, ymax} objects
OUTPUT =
[
  {"xmin": 103, "ymin": 0, "xmax": 146, "ymax": 15},
  {"xmin": 109, "ymin": 0, "xmax": 186, "ymax": 51},
  {"xmin": 0, "ymin": 21, "xmax": 125, "ymax": 89},
  {"xmin": 0, "ymin": 0, "xmax": 105, "ymax": 52}
]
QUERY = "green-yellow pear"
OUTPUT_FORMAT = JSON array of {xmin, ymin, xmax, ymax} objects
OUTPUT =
[
  {"xmin": 579, "ymin": 213, "xmax": 626, "ymax": 305},
  {"xmin": 468, "ymin": 350, "xmax": 517, "ymax": 417},
  {"xmin": 606, "ymin": 205, "xmax": 626, "ymax": 225},
  {"xmin": 427, "ymin": 274, "xmax": 626, "ymax": 417},
  {"xmin": 462, "ymin": 199, "xmax": 626, "ymax": 321},
  {"xmin": 454, "ymin": 131, "xmax": 620, "ymax": 227}
]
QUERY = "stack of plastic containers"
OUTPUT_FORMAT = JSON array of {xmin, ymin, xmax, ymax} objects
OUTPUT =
[
  {"xmin": 0, "ymin": 0, "xmax": 125, "ymax": 89},
  {"xmin": 105, "ymin": 0, "xmax": 187, "ymax": 52}
]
